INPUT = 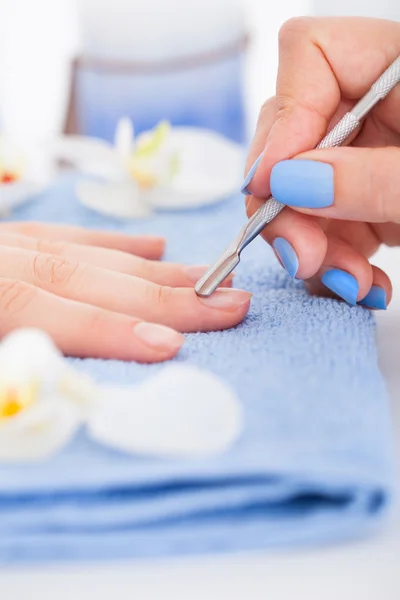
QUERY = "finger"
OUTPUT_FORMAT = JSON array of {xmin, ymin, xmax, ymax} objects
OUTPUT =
[
  {"xmin": 371, "ymin": 222, "xmax": 400, "ymax": 247},
  {"xmin": 325, "ymin": 220, "xmax": 380, "ymax": 259},
  {"xmin": 246, "ymin": 195, "xmax": 327, "ymax": 280},
  {"xmin": 352, "ymin": 77, "xmax": 400, "ymax": 147},
  {"xmin": 304, "ymin": 236, "xmax": 374, "ymax": 305},
  {"xmin": 352, "ymin": 98, "xmax": 400, "ymax": 149},
  {"xmin": 0, "ymin": 222, "xmax": 165, "ymax": 260},
  {"xmin": 0, "ymin": 232, "xmax": 233, "ymax": 288},
  {"xmin": 243, "ymin": 16, "xmax": 400, "ymax": 198},
  {"xmin": 242, "ymin": 97, "xmax": 277, "ymax": 192},
  {"xmin": 358, "ymin": 265, "xmax": 392, "ymax": 310},
  {"xmin": 0, "ymin": 247, "xmax": 251, "ymax": 333},
  {"xmin": 0, "ymin": 278, "xmax": 184, "ymax": 362},
  {"xmin": 269, "ymin": 146, "xmax": 400, "ymax": 223}
]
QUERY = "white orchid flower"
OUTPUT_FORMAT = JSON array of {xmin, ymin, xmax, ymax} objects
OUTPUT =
[
  {"xmin": 0, "ymin": 137, "xmax": 52, "ymax": 216},
  {"xmin": 51, "ymin": 118, "xmax": 244, "ymax": 219},
  {"xmin": 0, "ymin": 329, "xmax": 95, "ymax": 462},
  {"xmin": 0, "ymin": 329, "xmax": 242, "ymax": 463}
]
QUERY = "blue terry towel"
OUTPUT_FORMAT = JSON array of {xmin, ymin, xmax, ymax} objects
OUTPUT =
[{"xmin": 0, "ymin": 176, "xmax": 395, "ymax": 563}]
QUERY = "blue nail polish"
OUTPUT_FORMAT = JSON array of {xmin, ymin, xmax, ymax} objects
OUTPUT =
[
  {"xmin": 241, "ymin": 153, "xmax": 263, "ymax": 195},
  {"xmin": 358, "ymin": 286, "xmax": 387, "ymax": 310},
  {"xmin": 270, "ymin": 160, "xmax": 334, "ymax": 208},
  {"xmin": 321, "ymin": 269, "xmax": 359, "ymax": 305},
  {"xmin": 273, "ymin": 237, "xmax": 299, "ymax": 279}
]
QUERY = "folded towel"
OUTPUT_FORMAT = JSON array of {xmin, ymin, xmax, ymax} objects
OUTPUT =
[{"xmin": 0, "ymin": 176, "xmax": 395, "ymax": 563}]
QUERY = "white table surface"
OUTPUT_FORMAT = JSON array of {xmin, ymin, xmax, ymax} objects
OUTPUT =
[{"xmin": 1, "ymin": 245, "xmax": 400, "ymax": 600}]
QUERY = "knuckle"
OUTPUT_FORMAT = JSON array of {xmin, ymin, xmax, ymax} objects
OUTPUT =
[
  {"xmin": 153, "ymin": 284, "xmax": 173, "ymax": 307},
  {"xmin": 12, "ymin": 222, "xmax": 38, "ymax": 238},
  {"xmin": 35, "ymin": 238, "xmax": 66, "ymax": 256},
  {"xmin": 131, "ymin": 256, "xmax": 149, "ymax": 276},
  {"xmin": 278, "ymin": 17, "xmax": 313, "ymax": 46},
  {"xmin": 275, "ymin": 91, "xmax": 327, "ymax": 132},
  {"xmin": 258, "ymin": 96, "xmax": 275, "ymax": 119},
  {"xmin": 87, "ymin": 307, "xmax": 111, "ymax": 334},
  {"xmin": 275, "ymin": 93, "xmax": 296, "ymax": 120},
  {"xmin": 32, "ymin": 253, "xmax": 80, "ymax": 289},
  {"xmin": 0, "ymin": 279, "xmax": 36, "ymax": 319},
  {"xmin": 0, "ymin": 232, "xmax": 20, "ymax": 246},
  {"xmin": 256, "ymin": 96, "xmax": 276, "ymax": 129}
]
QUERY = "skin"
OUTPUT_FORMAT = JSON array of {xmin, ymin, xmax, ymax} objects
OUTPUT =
[
  {"xmin": 244, "ymin": 16, "xmax": 400, "ymax": 305},
  {"xmin": 0, "ymin": 222, "xmax": 251, "ymax": 362}
]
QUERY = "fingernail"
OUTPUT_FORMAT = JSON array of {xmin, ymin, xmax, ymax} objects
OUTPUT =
[
  {"xmin": 133, "ymin": 322, "xmax": 184, "ymax": 350},
  {"xmin": 358, "ymin": 286, "xmax": 387, "ymax": 310},
  {"xmin": 184, "ymin": 265, "xmax": 233, "ymax": 284},
  {"xmin": 136, "ymin": 235, "xmax": 166, "ymax": 249},
  {"xmin": 270, "ymin": 160, "xmax": 334, "ymax": 208},
  {"xmin": 139, "ymin": 235, "xmax": 165, "ymax": 243},
  {"xmin": 198, "ymin": 288, "xmax": 252, "ymax": 311},
  {"xmin": 273, "ymin": 237, "xmax": 299, "ymax": 279},
  {"xmin": 241, "ymin": 153, "xmax": 263, "ymax": 195},
  {"xmin": 321, "ymin": 268, "xmax": 359, "ymax": 305}
]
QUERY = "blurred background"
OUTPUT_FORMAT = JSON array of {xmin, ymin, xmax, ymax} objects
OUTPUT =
[
  {"xmin": 0, "ymin": 0, "xmax": 304, "ymax": 145},
  {"xmin": 0, "ymin": 0, "xmax": 398, "ymax": 153}
]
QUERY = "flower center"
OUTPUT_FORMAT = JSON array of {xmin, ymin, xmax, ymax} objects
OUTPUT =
[
  {"xmin": 127, "ymin": 120, "xmax": 180, "ymax": 190},
  {"xmin": 129, "ymin": 168, "xmax": 158, "ymax": 190},
  {"xmin": 0, "ymin": 171, "xmax": 19, "ymax": 184},
  {"xmin": 0, "ymin": 383, "xmax": 38, "ymax": 419}
]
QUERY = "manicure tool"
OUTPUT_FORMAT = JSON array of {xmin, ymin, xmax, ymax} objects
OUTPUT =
[{"xmin": 195, "ymin": 55, "xmax": 400, "ymax": 297}]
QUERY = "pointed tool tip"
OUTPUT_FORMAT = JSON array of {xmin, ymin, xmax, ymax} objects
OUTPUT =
[{"xmin": 195, "ymin": 254, "xmax": 240, "ymax": 297}]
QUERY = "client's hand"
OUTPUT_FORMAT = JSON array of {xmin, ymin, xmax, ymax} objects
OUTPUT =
[{"xmin": 0, "ymin": 222, "xmax": 251, "ymax": 362}]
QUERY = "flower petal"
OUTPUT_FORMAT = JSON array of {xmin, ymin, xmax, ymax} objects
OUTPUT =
[
  {"xmin": 50, "ymin": 136, "xmax": 125, "ymax": 180},
  {"xmin": 0, "ymin": 328, "xmax": 64, "ymax": 387},
  {"xmin": 76, "ymin": 180, "xmax": 153, "ymax": 219},
  {"xmin": 135, "ymin": 121, "xmax": 170, "ymax": 158},
  {"xmin": 114, "ymin": 117, "xmax": 134, "ymax": 161},
  {"xmin": 0, "ymin": 181, "xmax": 42, "ymax": 215},
  {"xmin": 149, "ymin": 127, "xmax": 245, "ymax": 209},
  {"xmin": 0, "ymin": 398, "xmax": 81, "ymax": 462},
  {"xmin": 0, "ymin": 329, "xmax": 95, "ymax": 411},
  {"xmin": 88, "ymin": 365, "xmax": 243, "ymax": 457},
  {"xmin": 0, "ymin": 329, "xmax": 97, "ymax": 461}
]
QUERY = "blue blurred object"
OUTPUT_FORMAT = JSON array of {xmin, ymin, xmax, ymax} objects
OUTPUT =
[
  {"xmin": 71, "ymin": 41, "xmax": 247, "ymax": 143},
  {"xmin": 0, "ymin": 176, "xmax": 395, "ymax": 563}
]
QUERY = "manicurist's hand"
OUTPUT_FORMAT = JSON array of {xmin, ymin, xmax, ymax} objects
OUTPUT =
[
  {"xmin": 243, "ymin": 16, "xmax": 400, "ymax": 310},
  {"xmin": 0, "ymin": 222, "xmax": 251, "ymax": 361}
]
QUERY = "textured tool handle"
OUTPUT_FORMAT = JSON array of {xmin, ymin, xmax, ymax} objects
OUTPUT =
[
  {"xmin": 250, "ymin": 55, "xmax": 400, "ymax": 232},
  {"xmin": 372, "ymin": 55, "xmax": 400, "ymax": 98},
  {"xmin": 250, "ymin": 111, "xmax": 361, "ymax": 229},
  {"xmin": 244, "ymin": 114, "xmax": 359, "ymax": 232}
]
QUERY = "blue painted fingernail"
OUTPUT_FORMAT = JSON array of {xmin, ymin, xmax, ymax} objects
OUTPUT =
[
  {"xmin": 241, "ymin": 153, "xmax": 263, "ymax": 195},
  {"xmin": 321, "ymin": 269, "xmax": 359, "ymax": 305},
  {"xmin": 273, "ymin": 237, "xmax": 299, "ymax": 279},
  {"xmin": 270, "ymin": 160, "xmax": 334, "ymax": 208},
  {"xmin": 358, "ymin": 286, "xmax": 387, "ymax": 310}
]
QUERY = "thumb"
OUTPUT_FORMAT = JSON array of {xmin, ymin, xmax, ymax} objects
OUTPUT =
[
  {"xmin": 241, "ymin": 17, "xmax": 400, "ymax": 198},
  {"xmin": 269, "ymin": 146, "xmax": 400, "ymax": 224}
]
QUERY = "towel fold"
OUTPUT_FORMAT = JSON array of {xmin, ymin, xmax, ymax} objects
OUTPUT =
[{"xmin": 0, "ymin": 176, "xmax": 395, "ymax": 563}]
